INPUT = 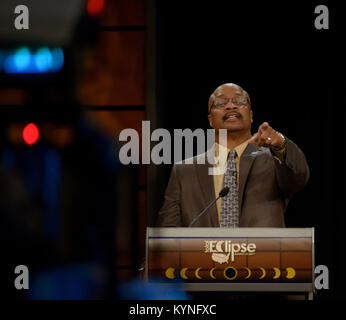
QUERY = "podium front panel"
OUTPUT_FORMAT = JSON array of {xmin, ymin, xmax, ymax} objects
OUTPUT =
[{"xmin": 146, "ymin": 228, "xmax": 314, "ymax": 292}]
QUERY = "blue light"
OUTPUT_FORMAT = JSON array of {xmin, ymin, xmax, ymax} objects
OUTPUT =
[
  {"xmin": 2, "ymin": 46, "xmax": 64, "ymax": 74},
  {"xmin": 4, "ymin": 55, "xmax": 18, "ymax": 73},
  {"xmin": 14, "ymin": 47, "xmax": 31, "ymax": 71},
  {"xmin": 35, "ymin": 47, "xmax": 53, "ymax": 73},
  {"xmin": 50, "ymin": 48, "xmax": 64, "ymax": 72},
  {"xmin": 4, "ymin": 46, "xmax": 33, "ymax": 73}
]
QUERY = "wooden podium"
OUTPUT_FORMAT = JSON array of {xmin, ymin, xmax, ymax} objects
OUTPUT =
[{"xmin": 146, "ymin": 228, "xmax": 315, "ymax": 299}]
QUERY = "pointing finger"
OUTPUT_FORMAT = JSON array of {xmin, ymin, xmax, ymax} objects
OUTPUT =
[{"xmin": 259, "ymin": 122, "xmax": 270, "ymax": 133}]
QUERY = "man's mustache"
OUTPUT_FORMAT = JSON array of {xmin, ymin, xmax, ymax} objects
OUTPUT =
[{"xmin": 222, "ymin": 112, "xmax": 242, "ymax": 120}]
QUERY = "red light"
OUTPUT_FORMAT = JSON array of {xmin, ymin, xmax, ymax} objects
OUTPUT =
[
  {"xmin": 87, "ymin": 0, "xmax": 105, "ymax": 16},
  {"xmin": 23, "ymin": 123, "xmax": 40, "ymax": 146}
]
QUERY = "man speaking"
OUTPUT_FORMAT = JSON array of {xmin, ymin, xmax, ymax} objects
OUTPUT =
[{"xmin": 156, "ymin": 83, "xmax": 309, "ymax": 227}]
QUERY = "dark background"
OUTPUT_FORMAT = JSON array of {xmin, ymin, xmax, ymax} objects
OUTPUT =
[{"xmin": 153, "ymin": 1, "xmax": 345, "ymax": 299}]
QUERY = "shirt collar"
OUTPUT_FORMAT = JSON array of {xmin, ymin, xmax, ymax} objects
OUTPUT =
[{"xmin": 214, "ymin": 140, "xmax": 249, "ymax": 159}]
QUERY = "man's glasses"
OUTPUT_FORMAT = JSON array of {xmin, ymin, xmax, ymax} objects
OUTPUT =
[{"xmin": 211, "ymin": 96, "xmax": 249, "ymax": 110}]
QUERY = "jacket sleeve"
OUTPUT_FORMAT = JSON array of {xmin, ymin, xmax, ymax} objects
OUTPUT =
[
  {"xmin": 156, "ymin": 165, "xmax": 182, "ymax": 227},
  {"xmin": 273, "ymin": 137, "xmax": 310, "ymax": 198}
]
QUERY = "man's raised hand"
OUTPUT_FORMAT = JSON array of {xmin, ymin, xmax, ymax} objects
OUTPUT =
[{"xmin": 248, "ymin": 122, "xmax": 284, "ymax": 148}]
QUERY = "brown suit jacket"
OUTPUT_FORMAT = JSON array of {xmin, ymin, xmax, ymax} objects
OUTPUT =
[{"xmin": 156, "ymin": 137, "xmax": 309, "ymax": 227}]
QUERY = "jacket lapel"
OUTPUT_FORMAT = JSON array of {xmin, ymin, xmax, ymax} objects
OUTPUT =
[
  {"xmin": 238, "ymin": 143, "xmax": 260, "ymax": 215},
  {"xmin": 194, "ymin": 152, "xmax": 219, "ymax": 227}
]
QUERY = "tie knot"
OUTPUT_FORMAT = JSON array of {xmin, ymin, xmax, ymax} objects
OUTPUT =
[{"xmin": 229, "ymin": 149, "xmax": 237, "ymax": 160}]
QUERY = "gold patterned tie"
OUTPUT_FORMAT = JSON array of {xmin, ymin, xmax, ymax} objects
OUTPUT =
[{"xmin": 220, "ymin": 149, "xmax": 239, "ymax": 228}]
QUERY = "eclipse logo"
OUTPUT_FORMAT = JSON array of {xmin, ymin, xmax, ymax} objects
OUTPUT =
[{"xmin": 205, "ymin": 240, "xmax": 256, "ymax": 262}]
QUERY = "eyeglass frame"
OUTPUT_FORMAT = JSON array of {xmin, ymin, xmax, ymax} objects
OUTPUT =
[{"xmin": 209, "ymin": 96, "xmax": 250, "ymax": 112}]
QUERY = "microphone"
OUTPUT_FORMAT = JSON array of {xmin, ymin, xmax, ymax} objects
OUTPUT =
[{"xmin": 188, "ymin": 187, "xmax": 230, "ymax": 227}]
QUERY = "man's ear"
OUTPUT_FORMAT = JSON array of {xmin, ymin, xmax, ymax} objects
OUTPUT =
[
  {"xmin": 208, "ymin": 114, "xmax": 214, "ymax": 128},
  {"xmin": 250, "ymin": 110, "xmax": 253, "ymax": 123}
]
